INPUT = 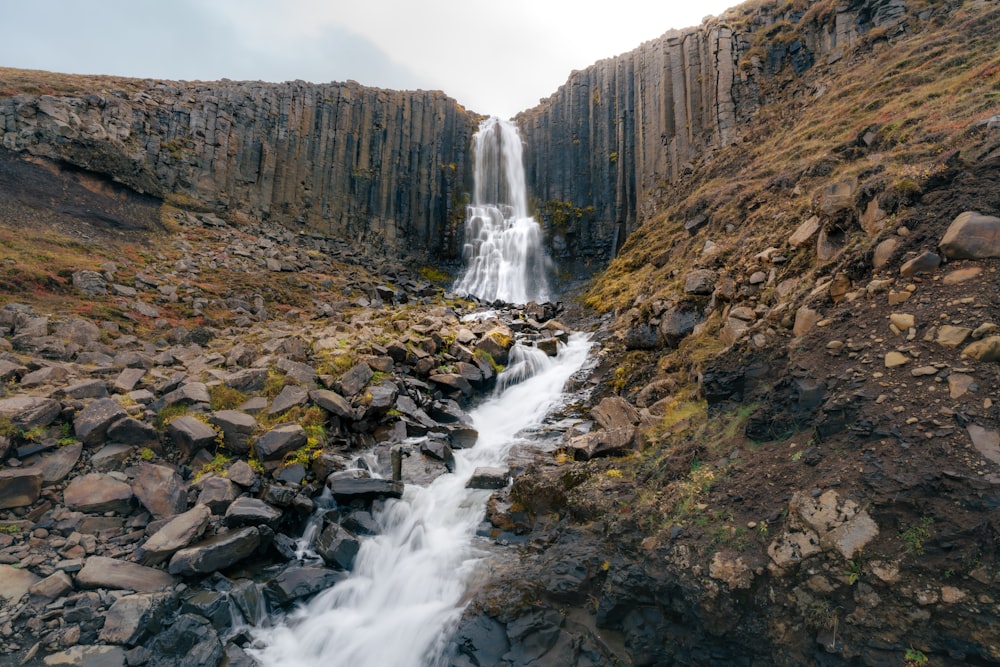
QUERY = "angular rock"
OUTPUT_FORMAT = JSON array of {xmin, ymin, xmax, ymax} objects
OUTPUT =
[
  {"xmin": 884, "ymin": 351, "xmax": 909, "ymax": 368},
  {"xmin": 314, "ymin": 522, "xmax": 360, "ymax": 570},
  {"xmin": 939, "ymin": 211, "xmax": 1000, "ymax": 259},
  {"xmin": 168, "ymin": 527, "xmax": 262, "ymax": 576},
  {"xmin": 72, "ymin": 270, "xmax": 108, "ymax": 296},
  {"xmin": 788, "ymin": 215, "xmax": 820, "ymax": 248},
  {"xmin": 131, "ymin": 463, "xmax": 188, "ymax": 519},
  {"xmin": 339, "ymin": 362, "xmax": 374, "ymax": 396},
  {"xmin": 76, "ymin": 556, "xmax": 177, "ymax": 592},
  {"xmin": 310, "ymin": 388, "xmax": 357, "ymax": 420},
  {"xmin": 146, "ymin": 613, "xmax": 223, "ymax": 667},
  {"xmin": 683, "ymin": 269, "xmax": 717, "ymax": 295},
  {"xmin": 591, "ymin": 396, "xmax": 640, "ymax": 431},
  {"xmin": 264, "ymin": 565, "xmax": 346, "ymax": 605},
  {"xmin": 327, "ymin": 475, "xmax": 404, "ymax": 502},
  {"xmin": 208, "ymin": 410, "xmax": 257, "ymax": 454},
  {"xmin": 962, "ymin": 336, "xmax": 1000, "ymax": 362},
  {"xmin": 254, "ymin": 423, "xmax": 307, "ymax": 460},
  {"xmin": 196, "ymin": 475, "xmax": 237, "ymax": 514},
  {"xmin": 167, "ymin": 415, "xmax": 219, "ymax": 459},
  {"xmin": 28, "ymin": 570, "xmax": 73, "ymax": 600},
  {"xmin": 899, "ymin": 251, "xmax": 941, "ymax": 277},
  {"xmin": 99, "ymin": 592, "xmax": 175, "ymax": 646},
  {"xmin": 0, "ymin": 468, "xmax": 43, "ymax": 509},
  {"xmin": 227, "ymin": 460, "xmax": 258, "ymax": 488},
  {"xmin": 113, "ymin": 367, "xmax": 147, "ymax": 393},
  {"xmin": 42, "ymin": 646, "xmax": 127, "ymax": 667},
  {"xmin": 107, "ymin": 417, "xmax": 159, "ymax": 448},
  {"xmin": 967, "ymin": 425, "xmax": 1000, "ymax": 465},
  {"xmin": 466, "ymin": 466, "xmax": 510, "ymax": 490},
  {"xmin": 60, "ymin": 378, "xmax": 109, "ymax": 400},
  {"xmin": 268, "ymin": 384, "xmax": 310, "ymax": 415},
  {"xmin": 567, "ymin": 427, "xmax": 636, "ymax": 461},
  {"xmin": 429, "ymin": 373, "xmax": 473, "ymax": 396},
  {"xmin": 476, "ymin": 327, "xmax": 515, "ymax": 366},
  {"xmin": 0, "ymin": 563, "xmax": 41, "ymax": 603},
  {"xmin": 224, "ymin": 497, "xmax": 282, "ymax": 528},
  {"xmin": 937, "ymin": 325, "xmax": 973, "ymax": 348},
  {"xmin": 136, "ymin": 504, "xmax": 212, "ymax": 566},
  {"xmin": 0, "ymin": 396, "xmax": 62, "ymax": 430},
  {"xmin": 64, "ymin": 473, "xmax": 133, "ymax": 514},
  {"xmin": 793, "ymin": 307, "xmax": 820, "ymax": 337},
  {"xmin": 872, "ymin": 237, "xmax": 899, "ymax": 269},
  {"xmin": 73, "ymin": 397, "xmax": 128, "ymax": 446}
]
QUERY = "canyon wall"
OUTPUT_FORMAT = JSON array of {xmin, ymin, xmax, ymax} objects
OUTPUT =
[
  {"xmin": 0, "ymin": 79, "xmax": 479, "ymax": 258},
  {"xmin": 518, "ymin": 0, "xmax": 909, "ymax": 266}
]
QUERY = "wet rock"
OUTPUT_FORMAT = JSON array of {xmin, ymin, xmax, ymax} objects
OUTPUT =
[
  {"xmin": 466, "ymin": 466, "xmax": 510, "ymax": 489},
  {"xmin": 0, "ymin": 468, "xmax": 43, "ymax": 509},
  {"xmin": 99, "ymin": 592, "xmax": 175, "ymax": 646},
  {"xmin": 208, "ymin": 410, "xmax": 257, "ymax": 454},
  {"xmin": 168, "ymin": 526, "xmax": 262, "ymax": 576},
  {"xmin": 939, "ymin": 211, "xmax": 1000, "ymax": 259},
  {"xmin": 265, "ymin": 565, "xmax": 346, "ymax": 606},
  {"xmin": 146, "ymin": 613, "xmax": 223, "ymax": 667},
  {"xmin": 224, "ymin": 497, "xmax": 282, "ymax": 528},
  {"xmin": 254, "ymin": 423, "xmax": 307, "ymax": 460},
  {"xmin": 315, "ymin": 522, "xmax": 360, "ymax": 570},
  {"xmin": 135, "ymin": 504, "xmax": 212, "ymax": 566},
  {"xmin": 76, "ymin": 556, "xmax": 177, "ymax": 592},
  {"xmin": 64, "ymin": 472, "xmax": 133, "ymax": 514},
  {"xmin": 327, "ymin": 474, "xmax": 404, "ymax": 502},
  {"xmin": 131, "ymin": 463, "xmax": 188, "ymax": 519},
  {"xmin": 73, "ymin": 397, "xmax": 128, "ymax": 446}
]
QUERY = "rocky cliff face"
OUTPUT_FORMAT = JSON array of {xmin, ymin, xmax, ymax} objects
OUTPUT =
[
  {"xmin": 0, "ymin": 78, "xmax": 479, "ymax": 258},
  {"xmin": 517, "ymin": 0, "xmax": 909, "ymax": 266}
]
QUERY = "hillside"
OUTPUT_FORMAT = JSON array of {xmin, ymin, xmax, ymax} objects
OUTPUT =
[{"xmin": 0, "ymin": 0, "xmax": 998, "ymax": 666}]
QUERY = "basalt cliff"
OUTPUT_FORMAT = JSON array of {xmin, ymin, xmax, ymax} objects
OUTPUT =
[{"xmin": 1, "ymin": 0, "xmax": 1000, "ymax": 666}]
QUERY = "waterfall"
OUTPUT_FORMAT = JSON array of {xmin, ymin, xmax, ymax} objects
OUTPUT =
[
  {"xmin": 453, "ymin": 117, "xmax": 551, "ymax": 304},
  {"xmin": 252, "ymin": 335, "xmax": 592, "ymax": 667}
]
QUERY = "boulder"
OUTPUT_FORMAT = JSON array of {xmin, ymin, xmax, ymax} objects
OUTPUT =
[
  {"xmin": 99, "ymin": 592, "xmax": 175, "ymax": 646},
  {"xmin": 264, "ymin": 566, "xmax": 346, "ymax": 605},
  {"xmin": 939, "ymin": 211, "xmax": 1000, "ymax": 259},
  {"xmin": 314, "ymin": 522, "xmax": 360, "ymax": 570},
  {"xmin": 73, "ymin": 397, "xmax": 127, "ymax": 446},
  {"xmin": 106, "ymin": 417, "xmax": 159, "ymax": 448},
  {"xmin": 962, "ymin": 336, "xmax": 1000, "ymax": 362},
  {"xmin": 224, "ymin": 497, "xmax": 282, "ymax": 528},
  {"xmin": 0, "ymin": 396, "xmax": 61, "ymax": 430},
  {"xmin": 683, "ymin": 269, "xmax": 717, "ymax": 295},
  {"xmin": 167, "ymin": 415, "xmax": 218, "ymax": 459},
  {"xmin": 567, "ymin": 428, "xmax": 636, "ymax": 461},
  {"xmin": 196, "ymin": 475, "xmax": 238, "ymax": 514},
  {"xmin": 131, "ymin": 463, "xmax": 188, "ymax": 519},
  {"xmin": 28, "ymin": 571, "xmax": 73, "ymax": 600},
  {"xmin": 327, "ymin": 474, "xmax": 404, "ymax": 502},
  {"xmin": 310, "ymin": 388, "xmax": 357, "ymax": 420},
  {"xmin": 71, "ymin": 270, "xmax": 107, "ymax": 296},
  {"xmin": 268, "ymin": 384, "xmax": 310, "ymax": 415},
  {"xmin": 208, "ymin": 410, "xmax": 257, "ymax": 453},
  {"xmin": 0, "ymin": 469, "xmax": 43, "ymax": 509},
  {"xmin": 63, "ymin": 473, "xmax": 133, "ymax": 514},
  {"xmin": 254, "ymin": 423, "xmax": 307, "ymax": 460},
  {"xmin": 339, "ymin": 362, "xmax": 374, "ymax": 396},
  {"xmin": 146, "ymin": 613, "xmax": 223, "ymax": 667},
  {"xmin": 0, "ymin": 563, "xmax": 41, "ymax": 603},
  {"xmin": 76, "ymin": 556, "xmax": 177, "ymax": 592},
  {"xmin": 899, "ymin": 251, "xmax": 941, "ymax": 277},
  {"xmin": 168, "ymin": 527, "xmax": 262, "ymax": 576},
  {"xmin": 789, "ymin": 215, "xmax": 822, "ymax": 247},
  {"xmin": 591, "ymin": 397, "xmax": 640, "ymax": 431},
  {"xmin": 466, "ymin": 467, "xmax": 510, "ymax": 490},
  {"xmin": 135, "ymin": 504, "xmax": 212, "ymax": 566},
  {"xmin": 476, "ymin": 327, "xmax": 515, "ymax": 366}
]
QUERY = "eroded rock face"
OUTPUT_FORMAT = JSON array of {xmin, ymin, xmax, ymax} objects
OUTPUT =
[{"xmin": 2, "ymin": 83, "xmax": 478, "ymax": 260}]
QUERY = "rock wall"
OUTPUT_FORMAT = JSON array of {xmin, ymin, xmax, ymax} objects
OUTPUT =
[
  {"xmin": 0, "ymin": 79, "xmax": 480, "ymax": 258},
  {"xmin": 517, "ymin": 0, "xmax": 909, "ymax": 264}
]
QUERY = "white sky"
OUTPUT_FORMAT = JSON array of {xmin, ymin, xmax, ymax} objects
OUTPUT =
[{"xmin": 1, "ymin": 0, "xmax": 737, "ymax": 119}]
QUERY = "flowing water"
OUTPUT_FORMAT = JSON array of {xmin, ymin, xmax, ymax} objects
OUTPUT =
[
  {"xmin": 453, "ymin": 117, "xmax": 551, "ymax": 304},
  {"xmin": 253, "ymin": 336, "xmax": 592, "ymax": 667}
]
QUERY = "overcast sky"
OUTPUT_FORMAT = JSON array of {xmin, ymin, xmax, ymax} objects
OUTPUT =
[{"xmin": 1, "ymin": 0, "xmax": 737, "ymax": 119}]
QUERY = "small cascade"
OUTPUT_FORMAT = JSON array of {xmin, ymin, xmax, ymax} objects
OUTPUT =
[
  {"xmin": 453, "ymin": 117, "xmax": 551, "ymax": 304},
  {"xmin": 252, "ymin": 335, "xmax": 592, "ymax": 667}
]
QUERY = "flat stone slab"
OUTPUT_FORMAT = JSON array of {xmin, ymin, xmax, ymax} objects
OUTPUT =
[
  {"xmin": 136, "ymin": 504, "xmax": 212, "ymax": 566},
  {"xmin": 466, "ymin": 466, "xmax": 510, "ymax": 490},
  {"xmin": 64, "ymin": 473, "xmax": 133, "ymax": 514},
  {"xmin": 43, "ymin": 646, "xmax": 127, "ymax": 667},
  {"xmin": 0, "ymin": 563, "xmax": 41, "ymax": 603},
  {"xmin": 131, "ymin": 463, "xmax": 188, "ymax": 519},
  {"xmin": 264, "ymin": 566, "xmax": 346, "ymax": 605},
  {"xmin": 76, "ymin": 556, "xmax": 177, "ymax": 592},
  {"xmin": 0, "ymin": 468, "xmax": 43, "ymax": 509},
  {"xmin": 0, "ymin": 396, "xmax": 61, "ymax": 430},
  {"xmin": 168, "ymin": 527, "xmax": 261, "ymax": 576},
  {"xmin": 327, "ymin": 476, "xmax": 404, "ymax": 502}
]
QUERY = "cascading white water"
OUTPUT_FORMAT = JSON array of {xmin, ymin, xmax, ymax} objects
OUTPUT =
[
  {"xmin": 453, "ymin": 117, "xmax": 551, "ymax": 304},
  {"xmin": 253, "ymin": 335, "xmax": 592, "ymax": 667}
]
